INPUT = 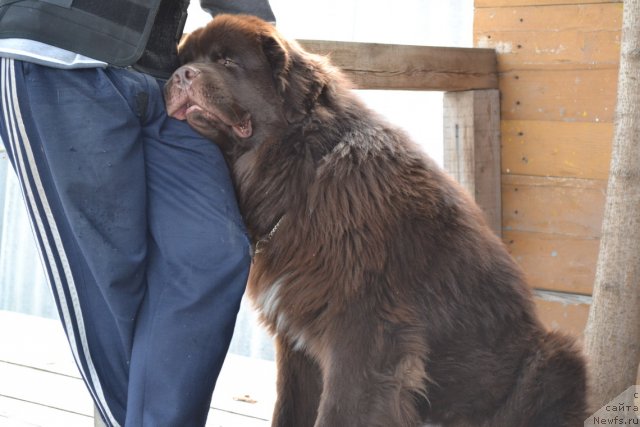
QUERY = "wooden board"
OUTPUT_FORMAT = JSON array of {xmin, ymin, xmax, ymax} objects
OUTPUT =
[
  {"xmin": 476, "ymin": 0, "xmax": 621, "ymax": 7},
  {"xmin": 480, "ymin": 31, "xmax": 620, "ymax": 72},
  {"xmin": 500, "ymin": 69, "xmax": 618, "ymax": 123},
  {"xmin": 211, "ymin": 355, "xmax": 276, "ymax": 423},
  {"xmin": 0, "ymin": 310, "xmax": 80, "ymax": 378},
  {"xmin": 504, "ymin": 230, "xmax": 599, "ymax": 295},
  {"xmin": 0, "ymin": 311, "xmax": 276, "ymax": 427},
  {"xmin": 0, "ymin": 361, "xmax": 94, "ymax": 417},
  {"xmin": 299, "ymin": 40, "xmax": 498, "ymax": 91},
  {"xmin": 502, "ymin": 174, "xmax": 606, "ymax": 237},
  {"xmin": 475, "ymin": 3, "xmax": 622, "ymax": 32},
  {"xmin": 501, "ymin": 120, "xmax": 613, "ymax": 180},
  {"xmin": 0, "ymin": 395, "xmax": 93, "ymax": 427},
  {"xmin": 206, "ymin": 409, "xmax": 269, "ymax": 427},
  {"xmin": 475, "ymin": 3, "xmax": 622, "ymax": 71},
  {"xmin": 534, "ymin": 294, "xmax": 590, "ymax": 338}
]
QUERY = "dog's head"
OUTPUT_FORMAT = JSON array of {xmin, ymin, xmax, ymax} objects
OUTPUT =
[{"xmin": 165, "ymin": 14, "xmax": 338, "ymax": 144}]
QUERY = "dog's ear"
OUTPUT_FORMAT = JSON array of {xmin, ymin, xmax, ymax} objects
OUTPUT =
[
  {"xmin": 261, "ymin": 33, "xmax": 302, "ymax": 124},
  {"xmin": 260, "ymin": 32, "xmax": 292, "ymax": 100},
  {"xmin": 177, "ymin": 28, "xmax": 204, "ymax": 65},
  {"xmin": 261, "ymin": 31, "xmax": 331, "ymax": 124}
]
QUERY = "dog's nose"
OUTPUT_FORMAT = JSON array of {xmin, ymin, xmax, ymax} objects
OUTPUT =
[{"xmin": 173, "ymin": 65, "xmax": 200, "ymax": 87}]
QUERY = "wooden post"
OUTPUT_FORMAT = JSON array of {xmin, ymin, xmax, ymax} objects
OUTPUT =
[
  {"xmin": 443, "ymin": 89, "xmax": 502, "ymax": 236},
  {"xmin": 584, "ymin": 0, "xmax": 640, "ymax": 409}
]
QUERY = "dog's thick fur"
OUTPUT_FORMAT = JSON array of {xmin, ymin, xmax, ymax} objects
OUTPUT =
[{"xmin": 165, "ymin": 14, "xmax": 588, "ymax": 427}]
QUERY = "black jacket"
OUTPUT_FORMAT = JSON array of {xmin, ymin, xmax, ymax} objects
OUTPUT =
[{"xmin": 0, "ymin": 0, "xmax": 275, "ymax": 77}]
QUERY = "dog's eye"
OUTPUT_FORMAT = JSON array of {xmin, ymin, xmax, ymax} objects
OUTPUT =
[{"xmin": 218, "ymin": 58, "xmax": 234, "ymax": 67}]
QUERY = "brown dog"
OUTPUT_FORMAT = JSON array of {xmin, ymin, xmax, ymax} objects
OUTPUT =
[{"xmin": 165, "ymin": 14, "xmax": 587, "ymax": 427}]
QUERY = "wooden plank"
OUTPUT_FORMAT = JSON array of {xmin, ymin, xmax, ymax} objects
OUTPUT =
[
  {"xmin": 0, "ymin": 311, "xmax": 277, "ymax": 426},
  {"xmin": 500, "ymin": 69, "xmax": 618, "ymax": 122},
  {"xmin": 443, "ymin": 89, "xmax": 502, "ymax": 235},
  {"xmin": 475, "ymin": 3, "xmax": 622, "ymax": 71},
  {"xmin": 504, "ymin": 230, "xmax": 599, "ymax": 295},
  {"xmin": 476, "ymin": 0, "xmax": 621, "ymax": 7},
  {"xmin": 0, "ymin": 395, "xmax": 93, "ymax": 427},
  {"xmin": 299, "ymin": 40, "xmax": 498, "ymax": 91},
  {"xmin": 502, "ymin": 174, "xmax": 606, "ymax": 237},
  {"xmin": 0, "ymin": 311, "xmax": 80, "ymax": 378},
  {"xmin": 212, "ymin": 355, "xmax": 276, "ymax": 422},
  {"xmin": 0, "ymin": 362, "xmax": 94, "ymax": 416},
  {"xmin": 206, "ymin": 409, "xmax": 270, "ymax": 427},
  {"xmin": 533, "ymin": 293, "xmax": 591, "ymax": 338},
  {"xmin": 475, "ymin": 3, "xmax": 622, "ymax": 32},
  {"xmin": 0, "ymin": 394, "xmax": 270, "ymax": 427},
  {"xmin": 479, "ymin": 31, "xmax": 620, "ymax": 72},
  {"xmin": 501, "ymin": 120, "xmax": 613, "ymax": 180}
]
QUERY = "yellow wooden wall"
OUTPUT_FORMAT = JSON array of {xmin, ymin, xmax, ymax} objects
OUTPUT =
[{"xmin": 474, "ymin": 0, "xmax": 622, "ymax": 336}]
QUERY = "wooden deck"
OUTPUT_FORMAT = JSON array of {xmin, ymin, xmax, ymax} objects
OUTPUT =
[{"xmin": 0, "ymin": 310, "xmax": 276, "ymax": 427}]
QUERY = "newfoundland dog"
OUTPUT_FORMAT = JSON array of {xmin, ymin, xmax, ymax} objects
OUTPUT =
[{"xmin": 165, "ymin": 14, "xmax": 587, "ymax": 427}]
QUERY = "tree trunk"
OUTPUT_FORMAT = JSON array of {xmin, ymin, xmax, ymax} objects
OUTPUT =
[{"xmin": 584, "ymin": 0, "xmax": 640, "ymax": 411}]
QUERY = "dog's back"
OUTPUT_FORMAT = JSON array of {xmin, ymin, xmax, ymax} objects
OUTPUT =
[{"xmin": 321, "ymin": 109, "xmax": 589, "ymax": 426}]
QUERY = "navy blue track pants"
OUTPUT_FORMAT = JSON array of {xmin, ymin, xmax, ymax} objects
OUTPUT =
[{"xmin": 0, "ymin": 58, "xmax": 251, "ymax": 426}]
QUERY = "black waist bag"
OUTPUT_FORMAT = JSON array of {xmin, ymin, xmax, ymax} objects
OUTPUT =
[{"xmin": 0, "ymin": 0, "xmax": 189, "ymax": 78}]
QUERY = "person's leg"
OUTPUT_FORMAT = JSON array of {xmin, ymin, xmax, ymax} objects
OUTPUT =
[
  {"xmin": 125, "ymin": 75, "xmax": 251, "ymax": 426},
  {"xmin": 0, "ymin": 59, "xmax": 149, "ymax": 426}
]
